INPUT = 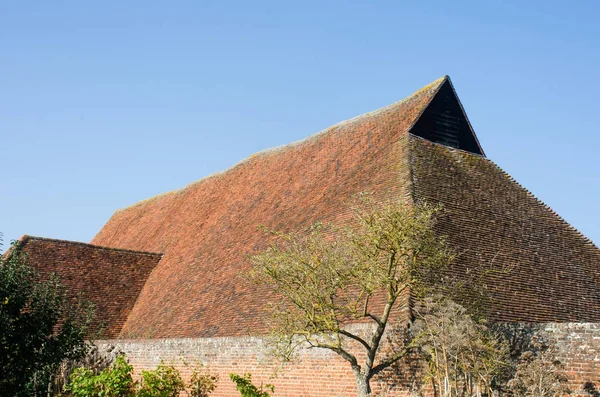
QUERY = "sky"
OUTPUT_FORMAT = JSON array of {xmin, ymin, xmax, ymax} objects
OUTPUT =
[{"xmin": 1, "ymin": 0, "xmax": 598, "ymax": 248}]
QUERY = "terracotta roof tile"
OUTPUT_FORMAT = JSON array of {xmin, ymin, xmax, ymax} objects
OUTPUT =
[
  {"xmin": 409, "ymin": 136, "xmax": 600, "ymax": 322},
  {"xmin": 17, "ymin": 236, "xmax": 162, "ymax": 338}
]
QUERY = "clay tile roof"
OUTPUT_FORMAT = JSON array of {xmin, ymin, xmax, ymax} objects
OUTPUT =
[
  {"xmin": 409, "ymin": 136, "xmax": 600, "ymax": 322},
  {"xmin": 88, "ymin": 76, "xmax": 600, "ymax": 338},
  {"xmin": 16, "ymin": 236, "xmax": 162, "ymax": 338}
]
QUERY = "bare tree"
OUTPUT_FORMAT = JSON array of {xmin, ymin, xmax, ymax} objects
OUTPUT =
[
  {"xmin": 410, "ymin": 296, "xmax": 507, "ymax": 397},
  {"xmin": 506, "ymin": 334, "xmax": 569, "ymax": 397},
  {"xmin": 251, "ymin": 198, "xmax": 452, "ymax": 397},
  {"xmin": 410, "ymin": 299, "xmax": 570, "ymax": 397}
]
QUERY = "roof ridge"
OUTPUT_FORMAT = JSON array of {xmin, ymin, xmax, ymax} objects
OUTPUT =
[
  {"xmin": 408, "ymin": 135, "xmax": 599, "ymax": 250},
  {"xmin": 20, "ymin": 235, "xmax": 164, "ymax": 257},
  {"xmin": 111, "ymin": 76, "xmax": 449, "ymax": 215}
]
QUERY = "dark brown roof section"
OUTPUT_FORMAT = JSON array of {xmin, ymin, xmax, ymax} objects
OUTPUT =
[
  {"xmin": 409, "ymin": 135, "xmax": 600, "ymax": 322},
  {"xmin": 17, "ymin": 236, "xmax": 162, "ymax": 338}
]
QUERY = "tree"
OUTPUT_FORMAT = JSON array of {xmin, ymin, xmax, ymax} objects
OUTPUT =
[
  {"xmin": 504, "ymin": 328, "xmax": 570, "ymax": 397},
  {"xmin": 251, "ymin": 198, "xmax": 452, "ymax": 397},
  {"xmin": 410, "ymin": 297, "xmax": 569, "ymax": 397},
  {"xmin": 0, "ymin": 240, "xmax": 95, "ymax": 396},
  {"xmin": 410, "ymin": 296, "xmax": 507, "ymax": 397}
]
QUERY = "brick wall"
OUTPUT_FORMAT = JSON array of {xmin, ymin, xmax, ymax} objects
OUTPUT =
[
  {"xmin": 94, "ymin": 322, "xmax": 417, "ymax": 397},
  {"xmin": 95, "ymin": 336, "xmax": 360, "ymax": 397},
  {"xmin": 93, "ymin": 323, "xmax": 600, "ymax": 397},
  {"xmin": 545, "ymin": 323, "xmax": 600, "ymax": 394}
]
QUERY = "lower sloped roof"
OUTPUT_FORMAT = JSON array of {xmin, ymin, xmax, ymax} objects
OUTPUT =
[{"xmin": 15, "ymin": 236, "xmax": 162, "ymax": 338}]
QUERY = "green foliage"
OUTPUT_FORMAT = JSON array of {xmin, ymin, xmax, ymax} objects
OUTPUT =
[
  {"xmin": 98, "ymin": 355, "xmax": 136, "ymax": 397},
  {"xmin": 68, "ymin": 368, "xmax": 98, "ymax": 397},
  {"xmin": 68, "ymin": 354, "xmax": 135, "ymax": 397},
  {"xmin": 229, "ymin": 373, "xmax": 273, "ymax": 397},
  {"xmin": 0, "ymin": 240, "xmax": 95, "ymax": 397},
  {"xmin": 188, "ymin": 366, "xmax": 218, "ymax": 397},
  {"xmin": 54, "ymin": 345, "xmax": 117, "ymax": 395},
  {"xmin": 67, "ymin": 354, "xmax": 215, "ymax": 397},
  {"xmin": 137, "ymin": 363, "xmax": 185, "ymax": 397}
]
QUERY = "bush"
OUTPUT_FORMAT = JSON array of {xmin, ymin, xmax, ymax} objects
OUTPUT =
[
  {"xmin": 68, "ymin": 354, "xmax": 135, "ymax": 397},
  {"xmin": 66, "ymin": 353, "xmax": 217, "ymax": 397},
  {"xmin": 229, "ymin": 373, "xmax": 274, "ymax": 397},
  {"xmin": 0, "ymin": 240, "xmax": 95, "ymax": 397},
  {"xmin": 188, "ymin": 367, "xmax": 218, "ymax": 397},
  {"xmin": 137, "ymin": 363, "xmax": 185, "ymax": 397}
]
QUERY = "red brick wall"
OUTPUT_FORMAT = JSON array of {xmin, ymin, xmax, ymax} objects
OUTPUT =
[
  {"xmin": 94, "ymin": 323, "xmax": 600, "ymax": 397},
  {"xmin": 545, "ymin": 323, "xmax": 600, "ymax": 394},
  {"xmin": 94, "ymin": 322, "xmax": 417, "ymax": 397},
  {"xmin": 95, "ymin": 336, "xmax": 360, "ymax": 397}
]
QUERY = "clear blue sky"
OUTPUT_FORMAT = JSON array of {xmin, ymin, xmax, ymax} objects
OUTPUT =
[{"xmin": 1, "ymin": 0, "xmax": 598, "ymax": 247}]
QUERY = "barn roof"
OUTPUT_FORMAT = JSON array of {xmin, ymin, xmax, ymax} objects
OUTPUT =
[
  {"xmin": 15, "ymin": 236, "xmax": 162, "ymax": 338},
  {"xmin": 85, "ymin": 76, "xmax": 600, "ymax": 338}
]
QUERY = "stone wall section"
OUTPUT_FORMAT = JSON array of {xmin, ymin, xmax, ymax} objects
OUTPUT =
[{"xmin": 545, "ymin": 323, "xmax": 600, "ymax": 395}]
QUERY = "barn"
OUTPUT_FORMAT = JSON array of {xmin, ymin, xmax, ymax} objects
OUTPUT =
[{"xmin": 17, "ymin": 76, "xmax": 600, "ymax": 396}]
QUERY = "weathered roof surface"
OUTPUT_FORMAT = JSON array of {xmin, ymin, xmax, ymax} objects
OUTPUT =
[
  {"xmin": 90, "ymin": 76, "xmax": 600, "ymax": 338},
  {"xmin": 409, "ymin": 136, "xmax": 600, "ymax": 322},
  {"xmin": 17, "ymin": 236, "xmax": 162, "ymax": 338},
  {"xmin": 91, "ymin": 77, "xmax": 446, "ymax": 338}
]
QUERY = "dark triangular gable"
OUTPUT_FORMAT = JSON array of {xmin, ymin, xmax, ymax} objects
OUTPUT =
[{"xmin": 410, "ymin": 77, "xmax": 485, "ymax": 156}]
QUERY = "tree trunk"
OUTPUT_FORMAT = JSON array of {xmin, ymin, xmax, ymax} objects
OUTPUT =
[{"xmin": 353, "ymin": 369, "xmax": 371, "ymax": 397}]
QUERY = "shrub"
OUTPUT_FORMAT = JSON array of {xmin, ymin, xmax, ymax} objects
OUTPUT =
[
  {"xmin": 54, "ymin": 345, "xmax": 119, "ymax": 394},
  {"xmin": 68, "ymin": 368, "xmax": 98, "ymax": 397},
  {"xmin": 229, "ymin": 373, "xmax": 274, "ymax": 397},
  {"xmin": 68, "ymin": 354, "xmax": 135, "ymax": 397},
  {"xmin": 0, "ymin": 240, "xmax": 95, "ymax": 396},
  {"xmin": 188, "ymin": 366, "xmax": 218, "ymax": 397},
  {"xmin": 66, "ymin": 353, "xmax": 218, "ymax": 397},
  {"xmin": 137, "ymin": 363, "xmax": 185, "ymax": 397}
]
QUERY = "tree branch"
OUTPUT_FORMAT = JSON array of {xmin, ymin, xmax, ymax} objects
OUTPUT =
[
  {"xmin": 338, "ymin": 329, "xmax": 372, "ymax": 352},
  {"xmin": 309, "ymin": 340, "xmax": 359, "ymax": 368},
  {"xmin": 365, "ymin": 312, "xmax": 383, "ymax": 327},
  {"xmin": 371, "ymin": 348, "xmax": 409, "ymax": 376}
]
